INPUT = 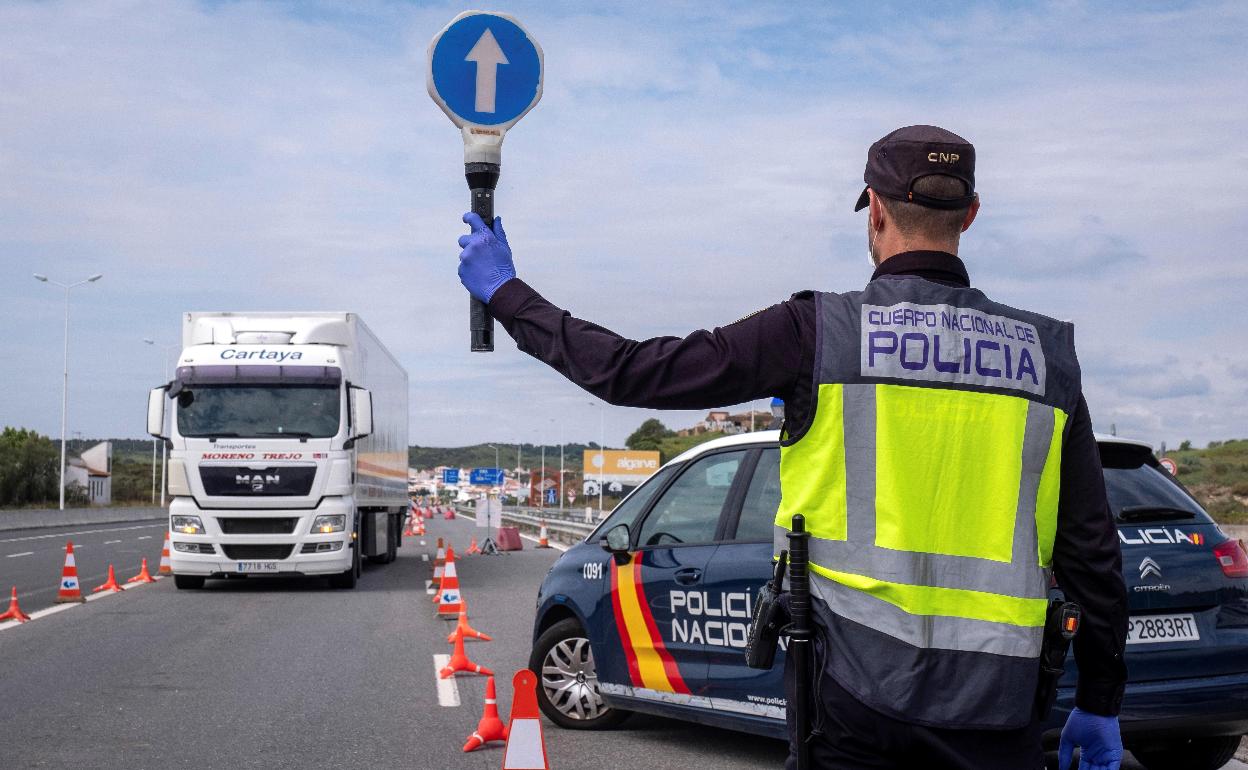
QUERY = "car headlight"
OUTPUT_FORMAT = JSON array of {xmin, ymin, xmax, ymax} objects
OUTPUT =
[
  {"xmin": 311, "ymin": 514, "xmax": 346, "ymax": 534},
  {"xmin": 171, "ymin": 515, "xmax": 205, "ymax": 535}
]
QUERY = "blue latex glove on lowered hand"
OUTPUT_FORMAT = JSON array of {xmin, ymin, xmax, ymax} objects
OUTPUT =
[
  {"xmin": 1058, "ymin": 708, "xmax": 1123, "ymax": 770},
  {"xmin": 457, "ymin": 212, "xmax": 515, "ymax": 304}
]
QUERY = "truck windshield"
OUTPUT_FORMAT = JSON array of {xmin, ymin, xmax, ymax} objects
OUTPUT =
[{"xmin": 176, "ymin": 385, "xmax": 341, "ymax": 439}]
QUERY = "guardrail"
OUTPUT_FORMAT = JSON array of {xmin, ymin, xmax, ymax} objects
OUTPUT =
[{"xmin": 453, "ymin": 504, "xmax": 603, "ymax": 546}]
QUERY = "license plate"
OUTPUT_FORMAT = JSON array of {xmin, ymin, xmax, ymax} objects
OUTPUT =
[
  {"xmin": 1126, "ymin": 613, "xmax": 1200, "ymax": 645},
  {"xmin": 233, "ymin": 561, "xmax": 280, "ymax": 573}
]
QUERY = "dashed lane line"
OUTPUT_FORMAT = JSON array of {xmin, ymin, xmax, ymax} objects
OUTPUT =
[
  {"xmin": 0, "ymin": 523, "xmax": 165, "ymax": 545},
  {"xmin": 137, "ymin": 536, "xmax": 153, "ymax": 540},
  {"xmin": 104, "ymin": 540, "xmax": 121, "ymax": 545},
  {"xmin": 5, "ymin": 552, "xmax": 34, "ymax": 558},
  {"xmin": 433, "ymin": 654, "xmax": 461, "ymax": 707}
]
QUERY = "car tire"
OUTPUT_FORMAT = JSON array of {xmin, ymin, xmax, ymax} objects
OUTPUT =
[
  {"xmin": 529, "ymin": 618, "xmax": 629, "ymax": 730},
  {"xmin": 173, "ymin": 574, "xmax": 205, "ymax": 590},
  {"xmin": 1132, "ymin": 735, "xmax": 1242, "ymax": 770}
]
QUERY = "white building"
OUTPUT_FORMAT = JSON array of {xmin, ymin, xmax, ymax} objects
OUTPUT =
[{"xmin": 66, "ymin": 441, "xmax": 112, "ymax": 505}]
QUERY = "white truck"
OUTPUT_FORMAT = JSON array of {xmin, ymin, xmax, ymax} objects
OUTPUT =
[{"xmin": 146, "ymin": 312, "xmax": 409, "ymax": 590}]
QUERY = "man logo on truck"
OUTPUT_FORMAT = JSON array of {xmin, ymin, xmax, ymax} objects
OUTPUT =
[{"xmin": 236, "ymin": 473, "xmax": 279, "ymax": 492}]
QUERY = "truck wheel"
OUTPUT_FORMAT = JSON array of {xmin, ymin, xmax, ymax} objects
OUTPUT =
[
  {"xmin": 1132, "ymin": 735, "xmax": 1242, "ymax": 770},
  {"xmin": 174, "ymin": 575, "xmax": 205, "ymax": 590},
  {"xmin": 528, "ymin": 618, "xmax": 628, "ymax": 730},
  {"xmin": 329, "ymin": 544, "xmax": 359, "ymax": 589}
]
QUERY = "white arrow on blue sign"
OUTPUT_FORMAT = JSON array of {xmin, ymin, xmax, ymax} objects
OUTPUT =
[{"xmin": 427, "ymin": 11, "xmax": 543, "ymax": 129}]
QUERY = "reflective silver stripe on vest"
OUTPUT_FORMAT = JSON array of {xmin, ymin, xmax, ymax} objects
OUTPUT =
[{"xmin": 809, "ymin": 569, "xmax": 1044, "ymax": 658}]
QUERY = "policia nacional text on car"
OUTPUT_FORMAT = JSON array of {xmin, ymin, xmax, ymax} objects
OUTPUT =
[{"xmin": 455, "ymin": 126, "xmax": 1129, "ymax": 770}]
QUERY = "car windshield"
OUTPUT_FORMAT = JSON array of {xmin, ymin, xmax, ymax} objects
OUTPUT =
[
  {"xmin": 1100, "ymin": 444, "xmax": 1209, "ymax": 522},
  {"xmin": 176, "ymin": 384, "xmax": 341, "ymax": 439}
]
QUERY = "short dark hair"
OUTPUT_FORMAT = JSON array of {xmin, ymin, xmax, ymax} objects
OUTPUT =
[{"xmin": 878, "ymin": 175, "xmax": 971, "ymax": 242}]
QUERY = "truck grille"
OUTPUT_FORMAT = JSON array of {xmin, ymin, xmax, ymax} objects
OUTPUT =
[
  {"xmin": 200, "ymin": 465, "xmax": 316, "ymax": 496},
  {"xmin": 217, "ymin": 518, "xmax": 298, "ymax": 535},
  {"xmin": 221, "ymin": 544, "xmax": 295, "ymax": 560}
]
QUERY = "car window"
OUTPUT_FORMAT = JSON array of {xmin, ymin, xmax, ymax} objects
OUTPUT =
[
  {"xmin": 734, "ymin": 447, "xmax": 781, "ymax": 541},
  {"xmin": 636, "ymin": 450, "xmax": 746, "ymax": 547},
  {"xmin": 1099, "ymin": 442, "xmax": 1210, "ymax": 522},
  {"xmin": 594, "ymin": 464, "xmax": 678, "ymax": 535}
]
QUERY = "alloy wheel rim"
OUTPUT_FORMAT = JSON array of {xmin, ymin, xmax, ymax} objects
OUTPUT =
[{"xmin": 541, "ymin": 636, "xmax": 607, "ymax": 720}]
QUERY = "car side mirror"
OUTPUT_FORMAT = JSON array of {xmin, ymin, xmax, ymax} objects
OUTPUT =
[
  {"xmin": 601, "ymin": 523, "xmax": 632, "ymax": 564},
  {"xmin": 147, "ymin": 387, "xmax": 167, "ymax": 439},
  {"xmin": 351, "ymin": 388, "xmax": 373, "ymax": 439}
]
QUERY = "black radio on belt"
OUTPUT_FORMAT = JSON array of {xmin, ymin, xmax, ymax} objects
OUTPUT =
[
  {"xmin": 1036, "ymin": 599, "xmax": 1081, "ymax": 718},
  {"xmin": 746, "ymin": 550, "xmax": 788, "ymax": 670}
]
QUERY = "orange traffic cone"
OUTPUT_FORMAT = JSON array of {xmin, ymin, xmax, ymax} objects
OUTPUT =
[
  {"xmin": 467, "ymin": 536, "xmax": 480, "ymax": 555},
  {"xmin": 536, "ymin": 521, "xmax": 551, "ymax": 549},
  {"xmin": 443, "ymin": 506, "xmax": 455, "ymax": 520},
  {"xmin": 126, "ymin": 558, "xmax": 157, "ymax": 584},
  {"xmin": 462, "ymin": 675, "xmax": 508, "ymax": 752},
  {"xmin": 92, "ymin": 564, "xmax": 124, "ymax": 593},
  {"xmin": 447, "ymin": 608, "xmax": 492, "ymax": 643},
  {"xmin": 55, "ymin": 541, "xmax": 86, "ymax": 603},
  {"xmin": 436, "ymin": 548, "xmax": 464, "ymax": 616},
  {"xmin": 157, "ymin": 532, "xmax": 173, "ymax": 575},
  {"xmin": 424, "ymin": 506, "xmax": 433, "ymax": 520},
  {"xmin": 432, "ymin": 538, "xmax": 445, "ymax": 575},
  {"xmin": 415, "ymin": 518, "xmax": 426, "ymax": 536},
  {"xmin": 0, "ymin": 587, "xmax": 31, "ymax": 623},
  {"xmin": 439, "ymin": 627, "xmax": 493, "ymax": 679},
  {"xmin": 502, "ymin": 670, "xmax": 550, "ymax": 769}
]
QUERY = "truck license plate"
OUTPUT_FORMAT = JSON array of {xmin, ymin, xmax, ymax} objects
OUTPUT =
[
  {"xmin": 234, "ymin": 561, "xmax": 280, "ymax": 573},
  {"xmin": 1126, "ymin": 613, "xmax": 1199, "ymax": 645}
]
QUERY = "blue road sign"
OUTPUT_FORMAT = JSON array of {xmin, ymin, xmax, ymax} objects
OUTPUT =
[
  {"xmin": 470, "ymin": 467, "xmax": 504, "ymax": 486},
  {"xmin": 442, "ymin": 468, "xmax": 460, "ymax": 484},
  {"xmin": 428, "ymin": 12, "xmax": 543, "ymax": 129}
]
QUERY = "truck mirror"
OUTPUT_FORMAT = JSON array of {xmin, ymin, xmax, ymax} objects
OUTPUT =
[
  {"xmin": 351, "ymin": 388, "xmax": 374, "ymax": 439},
  {"xmin": 602, "ymin": 523, "xmax": 631, "ymax": 563},
  {"xmin": 147, "ymin": 387, "xmax": 167, "ymax": 438}
]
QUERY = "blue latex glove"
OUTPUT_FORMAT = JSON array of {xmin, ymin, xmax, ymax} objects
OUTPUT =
[
  {"xmin": 457, "ymin": 212, "xmax": 515, "ymax": 304},
  {"xmin": 1058, "ymin": 708, "xmax": 1123, "ymax": 770}
]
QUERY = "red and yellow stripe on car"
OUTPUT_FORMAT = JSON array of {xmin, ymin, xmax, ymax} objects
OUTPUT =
[{"xmin": 610, "ymin": 553, "xmax": 689, "ymax": 694}]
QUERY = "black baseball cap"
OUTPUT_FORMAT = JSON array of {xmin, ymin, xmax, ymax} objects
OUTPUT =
[{"xmin": 854, "ymin": 125, "xmax": 976, "ymax": 212}]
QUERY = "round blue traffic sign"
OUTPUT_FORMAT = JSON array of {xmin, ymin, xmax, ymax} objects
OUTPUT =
[{"xmin": 428, "ymin": 13, "xmax": 543, "ymax": 128}]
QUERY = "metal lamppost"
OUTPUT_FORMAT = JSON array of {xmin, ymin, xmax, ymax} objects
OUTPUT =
[
  {"xmin": 486, "ymin": 443, "xmax": 500, "ymax": 501},
  {"xmin": 557, "ymin": 417, "xmax": 565, "ymax": 515},
  {"xmin": 33, "ymin": 273, "xmax": 102, "ymax": 510},
  {"xmin": 143, "ymin": 338, "xmax": 178, "ymax": 507}
]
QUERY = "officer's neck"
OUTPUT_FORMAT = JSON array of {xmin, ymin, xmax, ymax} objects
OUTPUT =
[{"xmin": 876, "ymin": 239, "xmax": 959, "ymax": 266}]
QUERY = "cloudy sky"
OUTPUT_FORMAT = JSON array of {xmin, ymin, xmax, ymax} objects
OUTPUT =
[{"xmin": 2, "ymin": 0, "xmax": 1245, "ymax": 449}]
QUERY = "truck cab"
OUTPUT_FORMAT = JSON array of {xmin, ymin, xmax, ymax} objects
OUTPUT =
[{"xmin": 147, "ymin": 313, "xmax": 409, "ymax": 590}]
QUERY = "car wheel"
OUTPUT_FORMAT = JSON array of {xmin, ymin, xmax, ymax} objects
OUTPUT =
[
  {"xmin": 1132, "ymin": 735, "xmax": 1242, "ymax": 770},
  {"xmin": 173, "ymin": 574, "xmax": 205, "ymax": 590},
  {"xmin": 528, "ymin": 618, "xmax": 628, "ymax": 730}
]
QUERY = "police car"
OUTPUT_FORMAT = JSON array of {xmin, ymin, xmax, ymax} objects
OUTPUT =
[{"xmin": 529, "ymin": 431, "xmax": 1248, "ymax": 770}]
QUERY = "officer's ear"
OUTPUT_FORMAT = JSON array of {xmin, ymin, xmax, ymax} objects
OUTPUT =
[
  {"xmin": 961, "ymin": 194, "xmax": 980, "ymax": 233},
  {"xmin": 867, "ymin": 189, "xmax": 887, "ymax": 234}
]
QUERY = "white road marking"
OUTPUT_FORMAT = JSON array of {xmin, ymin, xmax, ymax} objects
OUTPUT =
[
  {"xmin": 104, "ymin": 540, "xmax": 121, "ymax": 545},
  {"xmin": 433, "ymin": 654, "xmax": 461, "ymax": 707},
  {"xmin": 5, "ymin": 552, "xmax": 34, "ymax": 558},
  {"xmin": 421, "ymin": 554, "xmax": 429, "ymax": 562},
  {"xmin": 0, "ymin": 523, "xmax": 165, "ymax": 544},
  {"xmin": 137, "ymin": 536, "xmax": 153, "ymax": 540}
]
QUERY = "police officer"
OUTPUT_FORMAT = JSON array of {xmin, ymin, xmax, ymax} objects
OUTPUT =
[{"xmin": 455, "ymin": 125, "xmax": 1128, "ymax": 770}]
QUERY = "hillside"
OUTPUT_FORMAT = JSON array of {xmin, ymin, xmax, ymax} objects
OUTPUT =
[
  {"xmin": 408, "ymin": 442, "xmax": 600, "ymax": 472},
  {"xmin": 1165, "ymin": 439, "xmax": 1248, "ymax": 523}
]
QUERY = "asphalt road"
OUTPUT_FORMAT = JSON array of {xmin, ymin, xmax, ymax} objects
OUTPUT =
[{"xmin": 2, "ymin": 514, "xmax": 1245, "ymax": 769}]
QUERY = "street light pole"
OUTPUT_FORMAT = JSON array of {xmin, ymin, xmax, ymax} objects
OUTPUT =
[
  {"xmin": 557, "ymin": 418, "xmax": 565, "ymax": 515},
  {"xmin": 34, "ymin": 273, "xmax": 102, "ymax": 510}
]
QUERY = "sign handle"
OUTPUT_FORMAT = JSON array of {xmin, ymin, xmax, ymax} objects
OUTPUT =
[{"xmin": 466, "ymin": 161, "xmax": 500, "ymax": 352}]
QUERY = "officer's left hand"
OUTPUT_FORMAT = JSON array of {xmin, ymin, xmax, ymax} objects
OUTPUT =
[
  {"xmin": 457, "ymin": 212, "xmax": 515, "ymax": 303},
  {"xmin": 1058, "ymin": 707, "xmax": 1123, "ymax": 770}
]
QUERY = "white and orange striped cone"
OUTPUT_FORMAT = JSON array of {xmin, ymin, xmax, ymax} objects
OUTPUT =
[
  {"xmin": 462, "ymin": 675, "xmax": 508, "ymax": 752},
  {"xmin": 92, "ymin": 564, "xmax": 124, "ymax": 594},
  {"xmin": 447, "ymin": 607, "xmax": 492, "ymax": 643},
  {"xmin": 436, "ymin": 548, "xmax": 464, "ymax": 617},
  {"xmin": 0, "ymin": 587, "xmax": 31, "ymax": 623},
  {"xmin": 466, "ymin": 536, "xmax": 481, "ymax": 555},
  {"xmin": 439, "ymin": 626, "xmax": 493, "ymax": 679},
  {"xmin": 55, "ymin": 541, "xmax": 86, "ymax": 603},
  {"xmin": 535, "ymin": 521, "xmax": 551, "ymax": 549},
  {"xmin": 126, "ymin": 558, "xmax": 157, "ymax": 584},
  {"xmin": 414, "ymin": 517, "xmax": 426, "ymax": 536},
  {"xmin": 432, "ymin": 538, "xmax": 446, "ymax": 580},
  {"xmin": 502, "ymin": 670, "xmax": 550, "ymax": 769},
  {"xmin": 157, "ymin": 532, "xmax": 173, "ymax": 576}
]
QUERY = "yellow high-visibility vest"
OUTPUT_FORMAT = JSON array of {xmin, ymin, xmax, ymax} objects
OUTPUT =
[{"xmin": 775, "ymin": 278, "xmax": 1080, "ymax": 729}]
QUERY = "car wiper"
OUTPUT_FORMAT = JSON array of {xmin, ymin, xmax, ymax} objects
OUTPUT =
[
  {"xmin": 186, "ymin": 432, "xmax": 241, "ymax": 439},
  {"xmin": 255, "ymin": 431, "xmax": 314, "ymax": 439},
  {"xmin": 1116, "ymin": 505, "xmax": 1199, "ymax": 522}
]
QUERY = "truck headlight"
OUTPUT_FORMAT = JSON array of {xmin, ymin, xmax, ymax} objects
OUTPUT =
[
  {"xmin": 171, "ymin": 515, "xmax": 205, "ymax": 535},
  {"xmin": 311, "ymin": 514, "xmax": 346, "ymax": 534}
]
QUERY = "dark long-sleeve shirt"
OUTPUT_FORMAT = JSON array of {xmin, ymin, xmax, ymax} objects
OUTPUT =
[{"xmin": 490, "ymin": 250, "xmax": 1128, "ymax": 716}]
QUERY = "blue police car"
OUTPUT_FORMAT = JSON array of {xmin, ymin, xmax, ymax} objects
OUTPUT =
[{"xmin": 528, "ymin": 431, "xmax": 1248, "ymax": 770}]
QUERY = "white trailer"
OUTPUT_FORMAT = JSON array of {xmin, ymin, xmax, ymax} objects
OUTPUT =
[{"xmin": 147, "ymin": 312, "xmax": 408, "ymax": 589}]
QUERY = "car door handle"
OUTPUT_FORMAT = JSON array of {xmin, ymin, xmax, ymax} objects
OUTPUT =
[{"xmin": 675, "ymin": 567, "xmax": 702, "ymax": 585}]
